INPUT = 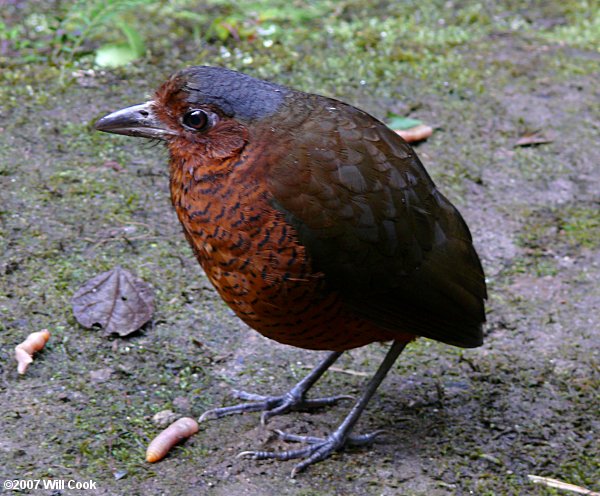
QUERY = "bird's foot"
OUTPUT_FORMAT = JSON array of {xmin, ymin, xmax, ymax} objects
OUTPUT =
[
  {"xmin": 199, "ymin": 388, "xmax": 353, "ymax": 425},
  {"xmin": 238, "ymin": 428, "xmax": 386, "ymax": 477}
]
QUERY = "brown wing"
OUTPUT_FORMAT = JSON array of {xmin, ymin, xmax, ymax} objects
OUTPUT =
[{"xmin": 267, "ymin": 94, "xmax": 486, "ymax": 348}]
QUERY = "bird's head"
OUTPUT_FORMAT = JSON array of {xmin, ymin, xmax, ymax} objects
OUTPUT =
[{"xmin": 94, "ymin": 66, "xmax": 291, "ymax": 160}]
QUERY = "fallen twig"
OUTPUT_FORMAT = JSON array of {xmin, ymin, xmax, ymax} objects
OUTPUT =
[
  {"xmin": 301, "ymin": 365, "xmax": 369, "ymax": 377},
  {"xmin": 528, "ymin": 475, "xmax": 600, "ymax": 496}
]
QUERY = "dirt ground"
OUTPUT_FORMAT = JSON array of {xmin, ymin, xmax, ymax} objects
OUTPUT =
[{"xmin": 1, "ymin": 2, "xmax": 599, "ymax": 495}]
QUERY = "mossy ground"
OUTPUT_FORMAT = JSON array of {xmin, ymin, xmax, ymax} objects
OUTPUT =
[{"xmin": 1, "ymin": 1, "xmax": 598, "ymax": 494}]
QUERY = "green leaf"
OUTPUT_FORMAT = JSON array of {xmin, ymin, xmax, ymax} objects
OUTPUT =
[
  {"xmin": 95, "ymin": 43, "xmax": 138, "ymax": 68},
  {"xmin": 386, "ymin": 114, "xmax": 423, "ymax": 130},
  {"xmin": 94, "ymin": 22, "xmax": 145, "ymax": 68}
]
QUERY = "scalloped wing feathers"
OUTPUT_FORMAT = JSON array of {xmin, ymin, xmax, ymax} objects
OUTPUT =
[{"xmin": 268, "ymin": 95, "xmax": 486, "ymax": 348}]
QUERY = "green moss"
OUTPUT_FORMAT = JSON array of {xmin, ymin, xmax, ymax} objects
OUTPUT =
[
  {"xmin": 519, "ymin": 204, "xmax": 600, "ymax": 253},
  {"xmin": 561, "ymin": 207, "xmax": 600, "ymax": 248},
  {"xmin": 541, "ymin": 1, "xmax": 600, "ymax": 49}
]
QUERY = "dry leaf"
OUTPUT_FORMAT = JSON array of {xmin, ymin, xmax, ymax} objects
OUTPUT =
[{"xmin": 72, "ymin": 266, "xmax": 154, "ymax": 336}]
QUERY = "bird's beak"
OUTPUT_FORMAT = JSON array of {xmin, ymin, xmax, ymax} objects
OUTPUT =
[{"xmin": 94, "ymin": 101, "xmax": 176, "ymax": 140}]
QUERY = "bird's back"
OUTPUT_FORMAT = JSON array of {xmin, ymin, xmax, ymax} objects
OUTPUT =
[{"xmin": 266, "ymin": 92, "xmax": 486, "ymax": 348}]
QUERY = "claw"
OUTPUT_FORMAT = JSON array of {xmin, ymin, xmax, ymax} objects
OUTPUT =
[
  {"xmin": 291, "ymin": 446, "xmax": 332, "ymax": 477},
  {"xmin": 274, "ymin": 429, "xmax": 325, "ymax": 444},
  {"xmin": 199, "ymin": 389, "xmax": 353, "ymax": 426},
  {"xmin": 274, "ymin": 428, "xmax": 386, "ymax": 446},
  {"xmin": 207, "ymin": 342, "xmax": 408, "ymax": 474},
  {"xmin": 231, "ymin": 389, "xmax": 269, "ymax": 402},
  {"xmin": 200, "ymin": 351, "xmax": 345, "ymax": 428},
  {"xmin": 291, "ymin": 452, "xmax": 326, "ymax": 478},
  {"xmin": 198, "ymin": 409, "xmax": 218, "ymax": 423},
  {"xmin": 238, "ymin": 445, "xmax": 322, "ymax": 462},
  {"xmin": 198, "ymin": 400, "xmax": 266, "ymax": 422},
  {"xmin": 346, "ymin": 429, "xmax": 388, "ymax": 446},
  {"xmin": 237, "ymin": 427, "xmax": 385, "ymax": 475}
]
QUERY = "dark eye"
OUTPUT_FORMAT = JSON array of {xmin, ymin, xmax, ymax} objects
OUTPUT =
[{"xmin": 182, "ymin": 109, "xmax": 210, "ymax": 131}]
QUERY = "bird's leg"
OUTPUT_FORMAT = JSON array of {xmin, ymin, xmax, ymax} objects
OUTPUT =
[
  {"xmin": 239, "ymin": 340, "xmax": 408, "ymax": 477},
  {"xmin": 199, "ymin": 351, "xmax": 351, "ymax": 425}
]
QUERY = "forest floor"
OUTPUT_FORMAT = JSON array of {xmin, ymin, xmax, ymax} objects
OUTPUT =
[{"xmin": 1, "ymin": 1, "xmax": 598, "ymax": 494}]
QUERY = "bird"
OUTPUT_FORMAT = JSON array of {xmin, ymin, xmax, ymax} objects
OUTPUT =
[{"xmin": 94, "ymin": 66, "xmax": 486, "ymax": 476}]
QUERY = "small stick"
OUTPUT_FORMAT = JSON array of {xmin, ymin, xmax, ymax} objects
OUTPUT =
[
  {"xmin": 528, "ymin": 475, "xmax": 600, "ymax": 496},
  {"xmin": 15, "ymin": 329, "xmax": 50, "ymax": 374},
  {"xmin": 300, "ymin": 365, "xmax": 369, "ymax": 377}
]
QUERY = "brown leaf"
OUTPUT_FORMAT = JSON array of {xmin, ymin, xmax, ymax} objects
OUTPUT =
[{"xmin": 72, "ymin": 266, "xmax": 154, "ymax": 336}]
